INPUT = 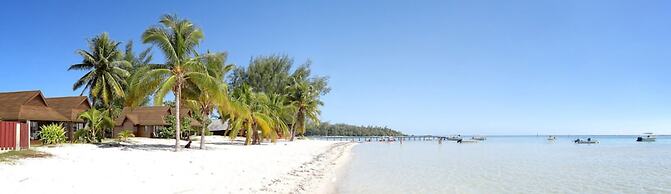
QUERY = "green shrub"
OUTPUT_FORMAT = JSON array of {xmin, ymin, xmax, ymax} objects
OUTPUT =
[
  {"xmin": 156, "ymin": 115, "xmax": 196, "ymax": 139},
  {"xmin": 74, "ymin": 129, "xmax": 94, "ymax": 143},
  {"xmin": 39, "ymin": 123, "xmax": 66, "ymax": 145},
  {"xmin": 116, "ymin": 130, "xmax": 135, "ymax": 141}
]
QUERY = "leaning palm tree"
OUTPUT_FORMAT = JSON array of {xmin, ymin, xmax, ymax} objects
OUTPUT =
[
  {"xmin": 69, "ymin": 32, "xmax": 130, "ymax": 106},
  {"xmin": 139, "ymin": 14, "xmax": 220, "ymax": 151},
  {"xmin": 183, "ymin": 52, "xmax": 234, "ymax": 149},
  {"xmin": 287, "ymin": 77, "xmax": 323, "ymax": 140},
  {"xmin": 223, "ymin": 85, "xmax": 281, "ymax": 145}
]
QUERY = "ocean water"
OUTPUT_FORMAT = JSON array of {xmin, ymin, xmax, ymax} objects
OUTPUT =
[{"xmin": 336, "ymin": 136, "xmax": 671, "ymax": 194}]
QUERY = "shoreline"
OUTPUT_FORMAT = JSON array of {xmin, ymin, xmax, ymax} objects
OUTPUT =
[
  {"xmin": 0, "ymin": 137, "xmax": 356, "ymax": 194},
  {"xmin": 260, "ymin": 141, "xmax": 357, "ymax": 193}
]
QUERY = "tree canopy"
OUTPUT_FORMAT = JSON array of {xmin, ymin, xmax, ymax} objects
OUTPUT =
[{"xmin": 305, "ymin": 122, "xmax": 405, "ymax": 136}]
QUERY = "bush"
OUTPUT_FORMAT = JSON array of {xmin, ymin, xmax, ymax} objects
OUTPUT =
[
  {"xmin": 156, "ymin": 115, "xmax": 196, "ymax": 139},
  {"xmin": 116, "ymin": 130, "xmax": 135, "ymax": 141},
  {"xmin": 73, "ymin": 129, "xmax": 94, "ymax": 143},
  {"xmin": 39, "ymin": 123, "xmax": 66, "ymax": 145}
]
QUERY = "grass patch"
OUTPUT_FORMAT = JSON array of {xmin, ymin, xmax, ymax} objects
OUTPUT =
[{"xmin": 0, "ymin": 150, "xmax": 51, "ymax": 164}]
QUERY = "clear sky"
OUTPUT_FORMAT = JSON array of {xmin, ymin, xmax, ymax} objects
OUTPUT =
[{"xmin": 2, "ymin": 0, "xmax": 671, "ymax": 135}]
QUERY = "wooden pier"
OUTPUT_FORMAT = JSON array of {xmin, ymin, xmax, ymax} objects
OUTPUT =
[{"xmin": 317, "ymin": 135, "xmax": 446, "ymax": 142}]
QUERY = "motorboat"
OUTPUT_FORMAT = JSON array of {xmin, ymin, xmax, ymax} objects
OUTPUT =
[
  {"xmin": 574, "ymin": 138, "xmax": 599, "ymax": 144},
  {"xmin": 457, "ymin": 139, "xmax": 478, "ymax": 143},
  {"xmin": 636, "ymin": 133, "xmax": 656, "ymax": 142},
  {"xmin": 547, "ymin": 136, "xmax": 556, "ymax": 141},
  {"xmin": 471, "ymin": 136, "xmax": 487, "ymax": 141},
  {"xmin": 446, "ymin": 135, "xmax": 462, "ymax": 141}
]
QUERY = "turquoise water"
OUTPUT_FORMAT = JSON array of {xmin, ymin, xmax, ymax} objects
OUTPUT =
[{"xmin": 337, "ymin": 136, "xmax": 671, "ymax": 194}]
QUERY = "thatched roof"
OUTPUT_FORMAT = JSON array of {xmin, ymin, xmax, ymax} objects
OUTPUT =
[
  {"xmin": 0, "ymin": 90, "xmax": 70, "ymax": 121},
  {"xmin": 45, "ymin": 96, "xmax": 91, "ymax": 122},
  {"xmin": 116, "ymin": 106, "xmax": 202, "ymax": 127}
]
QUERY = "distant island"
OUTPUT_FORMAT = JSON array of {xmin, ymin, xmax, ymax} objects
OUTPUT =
[{"xmin": 306, "ymin": 122, "xmax": 405, "ymax": 136}]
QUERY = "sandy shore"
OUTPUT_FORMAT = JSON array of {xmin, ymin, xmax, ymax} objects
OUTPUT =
[{"xmin": 0, "ymin": 137, "xmax": 355, "ymax": 194}]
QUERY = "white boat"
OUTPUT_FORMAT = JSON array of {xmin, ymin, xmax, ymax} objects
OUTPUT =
[
  {"xmin": 574, "ymin": 138, "xmax": 599, "ymax": 144},
  {"xmin": 457, "ymin": 139, "xmax": 478, "ymax": 143},
  {"xmin": 471, "ymin": 136, "xmax": 486, "ymax": 141},
  {"xmin": 446, "ymin": 135, "xmax": 462, "ymax": 141},
  {"xmin": 636, "ymin": 133, "xmax": 656, "ymax": 142},
  {"xmin": 547, "ymin": 136, "xmax": 556, "ymax": 141}
]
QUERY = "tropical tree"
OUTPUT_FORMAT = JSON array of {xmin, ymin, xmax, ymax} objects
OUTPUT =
[
  {"xmin": 78, "ymin": 108, "xmax": 114, "ymax": 143},
  {"xmin": 184, "ymin": 52, "xmax": 234, "ymax": 149},
  {"xmin": 68, "ymin": 32, "xmax": 131, "ymax": 106},
  {"xmin": 286, "ymin": 76, "xmax": 323, "ymax": 140},
  {"xmin": 223, "ymin": 85, "xmax": 284, "ymax": 145},
  {"xmin": 138, "ymin": 14, "xmax": 220, "ymax": 151},
  {"xmin": 121, "ymin": 41, "xmax": 154, "ymax": 107}
]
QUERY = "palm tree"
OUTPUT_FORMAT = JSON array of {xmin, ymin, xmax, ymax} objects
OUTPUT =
[
  {"xmin": 287, "ymin": 76, "xmax": 323, "ymax": 140},
  {"xmin": 69, "ymin": 32, "xmax": 130, "ymax": 106},
  {"xmin": 184, "ymin": 52, "xmax": 234, "ymax": 149},
  {"xmin": 139, "ymin": 14, "xmax": 220, "ymax": 151},
  {"xmin": 78, "ymin": 108, "xmax": 114, "ymax": 143},
  {"xmin": 224, "ymin": 85, "xmax": 283, "ymax": 145}
]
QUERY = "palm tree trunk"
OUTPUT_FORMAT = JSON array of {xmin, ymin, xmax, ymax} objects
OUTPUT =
[
  {"xmin": 290, "ymin": 127, "xmax": 296, "ymax": 141},
  {"xmin": 252, "ymin": 127, "xmax": 259, "ymax": 145},
  {"xmin": 199, "ymin": 111, "xmax": 209, "ymax": 149},
  {"xmin": 245, "ymin": 126, "xmax": 252, "ymax": 145},
  {"xmin": 174, "ymin": 82, "xmax": 182, "ymax": 151}
]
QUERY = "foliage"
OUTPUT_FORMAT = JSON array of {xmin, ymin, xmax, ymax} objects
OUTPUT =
[
  {"xmin": 116, "ymin": 130, "xmax": 135, "ymax": 141},
  {"xmin": 223, "ymin": 85, "xmax": 289, "ymax": 145},
  {"xmin": 78, "ymin": 109, "xmax": 114, "ymax": 143},
  {"xmin": 68, "ymin": 32, "xmax": 131, "ymax": 106},
  {"xmin": 73, "ymin": 129, "xmax": 94, "ymax": 143},
  {"xmin": 227, "ymin": 55, "xmax": 329, "ymax": 143},
  {"xmin": 183, "ymin": 52, "xmax": 234, "ymax": 149},
  {"xmin": 305, "ymin": 122, "xmax": 405, "ymax": 136},
  {"xmin": 156, "ymin": 115, "xmax": 197, "ymax": 139},
  {"xmin": 39, "ymin": 123, "xmax": 66, "ymax": 145},
  {"xmin": 137, "ymin": 14, "xmax": 222, "ymax": 151},
  {"xmin": 121, "ymin": 40, "xmax": 153, "ymax": 107}
]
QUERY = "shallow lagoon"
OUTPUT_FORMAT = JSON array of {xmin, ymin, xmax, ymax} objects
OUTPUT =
[{"xmin": 338, "ymin": 136, "xmax": 671, "ymax": 194}]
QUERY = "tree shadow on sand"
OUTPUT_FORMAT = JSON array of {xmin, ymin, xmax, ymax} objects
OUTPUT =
[{"xmin": 95, "ymin": 142, "xmax": 178, "ymax": 151}]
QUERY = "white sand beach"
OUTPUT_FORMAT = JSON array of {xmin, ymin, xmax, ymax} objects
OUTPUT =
[{"xmin": 0, "ymin": 137, "xmax": 355, "ymax": 194}]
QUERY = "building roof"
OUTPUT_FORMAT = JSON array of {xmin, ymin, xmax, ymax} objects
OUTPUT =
[
  {"xmin": 0, "ymin": 90, "xmax": 70, "ymax": 121},
  {"xmin": 116, "ymin": 106, "xmax": 202, "ymax": 127},
  {"xmin": 45, "ymin": 96, "xmax": 91, "ymax": 122}
]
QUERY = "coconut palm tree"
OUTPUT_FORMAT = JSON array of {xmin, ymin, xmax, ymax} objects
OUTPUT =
[
  {"xmin": 223, "ymin": 85, "xmax": 283, "ymax": 145},
  {"xmin": 183, "ymin": 52, "xmax": 234, "ymax": 149},
  {"xmin": 287, "ymin": 76, "xmax": 324, "ymax": 140},
  {"xmin": 139, "ymin": 14, "xmax": 220, "ymax": 151},
  {"xmin": 69, "ymin": 32, "xmax": 131, "ymax": 107}
]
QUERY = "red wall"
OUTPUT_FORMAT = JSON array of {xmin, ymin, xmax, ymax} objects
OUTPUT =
[{"xmin": 0, "ymin": 121, "xmax": 29, "ymax": 150}]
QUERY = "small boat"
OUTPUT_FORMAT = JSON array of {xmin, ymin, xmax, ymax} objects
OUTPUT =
[
  {"xmin": 574, "ymin": 138, "xmax": 599, "ymax": 144},
  {"xmin": 457, "ymin": 139, "xmax": 478, "ymax": 143},
  {"xmin": 547, "ymin": 136, "xmax": 556, "ymax": 141},
  {"xmin": 471, "ymin": 136, "xmax": 487, "ymax": 141},
  {"xmin": 636, "ymin": 133, "xmax": 656, "ymax": 142},
  {"xmin": 446, "ymin": 135, "xmax": 462, "ymax": 141}
]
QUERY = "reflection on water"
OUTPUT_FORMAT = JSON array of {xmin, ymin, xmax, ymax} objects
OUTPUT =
[{"xmin": 337, "ymin": 136, "xmax": 671, "ymax": 194}]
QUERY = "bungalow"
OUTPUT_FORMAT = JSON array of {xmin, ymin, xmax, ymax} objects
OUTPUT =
[
  {"xmin": 114, "ymin": 106, "xmax": 201, "ymax": 138},
  {"xmin": 0, "ymin": 90, "xmax": 81, "ymax": 140},
  {"xmin": 44, "ymin": 96, "xmax": 91, "ymax": 140}
]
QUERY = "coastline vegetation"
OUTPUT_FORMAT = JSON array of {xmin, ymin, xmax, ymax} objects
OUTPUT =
[
  {"xmin": 305, "ymin": 122, "xmax": 405, "ymax": 136},
  {"xmin": 68, "ymin": 14, "xmax": 336, "ymax": 150}
]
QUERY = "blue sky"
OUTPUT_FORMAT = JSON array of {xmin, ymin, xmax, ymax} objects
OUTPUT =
[{"xmin": 2, "ymin": 0, "xmax": 671, "ymax": 135}]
